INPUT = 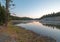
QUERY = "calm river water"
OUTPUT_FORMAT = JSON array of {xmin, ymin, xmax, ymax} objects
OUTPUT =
[{"xmin": 16, "ymin": 20, "xmax": 60, "ymax": 42}]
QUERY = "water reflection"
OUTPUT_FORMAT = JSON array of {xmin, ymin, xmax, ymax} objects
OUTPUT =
[
  {"xmin": 12, "ymin": 20, "xmax": 35, "ymax": 24},
  {"xmin": 16, "ymin": 21, "xmax": 60, "ymax": 42},
  {"xmin": 40, "ymin": 22, "xmax": 60, "ymax": 29}
]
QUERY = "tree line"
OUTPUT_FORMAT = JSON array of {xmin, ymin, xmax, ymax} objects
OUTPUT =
[
  {"xmin": 40, "ymin": 12, "xmax": 60, "ymax": 19},
  {"xmin": 10, "ymin": 15, "xmax": 33, "ymax": 20}
]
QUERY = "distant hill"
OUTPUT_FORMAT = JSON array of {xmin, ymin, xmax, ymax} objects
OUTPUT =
[{"xmin": 10, "ymin": 15, "xmax": 33, "ymax": 20}]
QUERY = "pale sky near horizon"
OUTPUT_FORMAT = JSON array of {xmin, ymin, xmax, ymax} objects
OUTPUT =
[{"xmin": 1, "ymin": 0, "xmax": 60, "ymax": 18}]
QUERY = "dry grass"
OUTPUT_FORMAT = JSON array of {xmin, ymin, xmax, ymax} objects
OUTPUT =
[{"xmin": 0, "ymin": 22, "xmax": 56, "ymax": 42}]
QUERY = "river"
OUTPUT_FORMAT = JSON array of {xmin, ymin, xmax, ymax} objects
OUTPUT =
[{"xmin": 16, "ymin": 20, "xmax": 60, "ymax": 42}]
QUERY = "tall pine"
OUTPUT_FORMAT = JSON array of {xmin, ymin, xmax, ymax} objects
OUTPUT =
[{"xmin": 0, "ymin": 3, "xmax": 6, "ymax": 25}]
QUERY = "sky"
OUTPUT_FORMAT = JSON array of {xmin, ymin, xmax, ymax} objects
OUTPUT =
[{"xmin": 1, "ymin": 0, "xmax": 60, "ymax": 18}]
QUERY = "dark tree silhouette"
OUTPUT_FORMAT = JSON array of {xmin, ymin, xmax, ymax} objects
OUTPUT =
[
  {"xmin": 0, "ymin": 3, "xmax": 6, "ymax": 25},
  {"xmin": 40, "ymin": 12, "xmax": 60, "ymax": 19}
]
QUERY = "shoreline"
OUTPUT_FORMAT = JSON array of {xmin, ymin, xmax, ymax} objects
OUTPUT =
[
  {"xmin": 13, "ymin": 24, "xmax": 56, "ymax": 42},
  {"xmin": 11, "ymin": 20, "xmax": 56, "ymax": 42},
  {"xmin": 16, "ymin": 26, "xmax": 56, "ymax": 42}
]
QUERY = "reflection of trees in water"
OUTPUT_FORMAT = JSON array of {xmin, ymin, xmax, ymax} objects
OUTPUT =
[
  {"xmin": 42, "ymin": 24, "xmax": 60, "ymax": 29},
  {"xmin": 39, "ymin": 21, "xmax": 60, "ymax": 29}
]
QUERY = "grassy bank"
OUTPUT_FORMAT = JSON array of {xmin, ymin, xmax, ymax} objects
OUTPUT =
[{"xmin": 0, "ymin": 23, "xmax": 56, "ymax": 42}]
